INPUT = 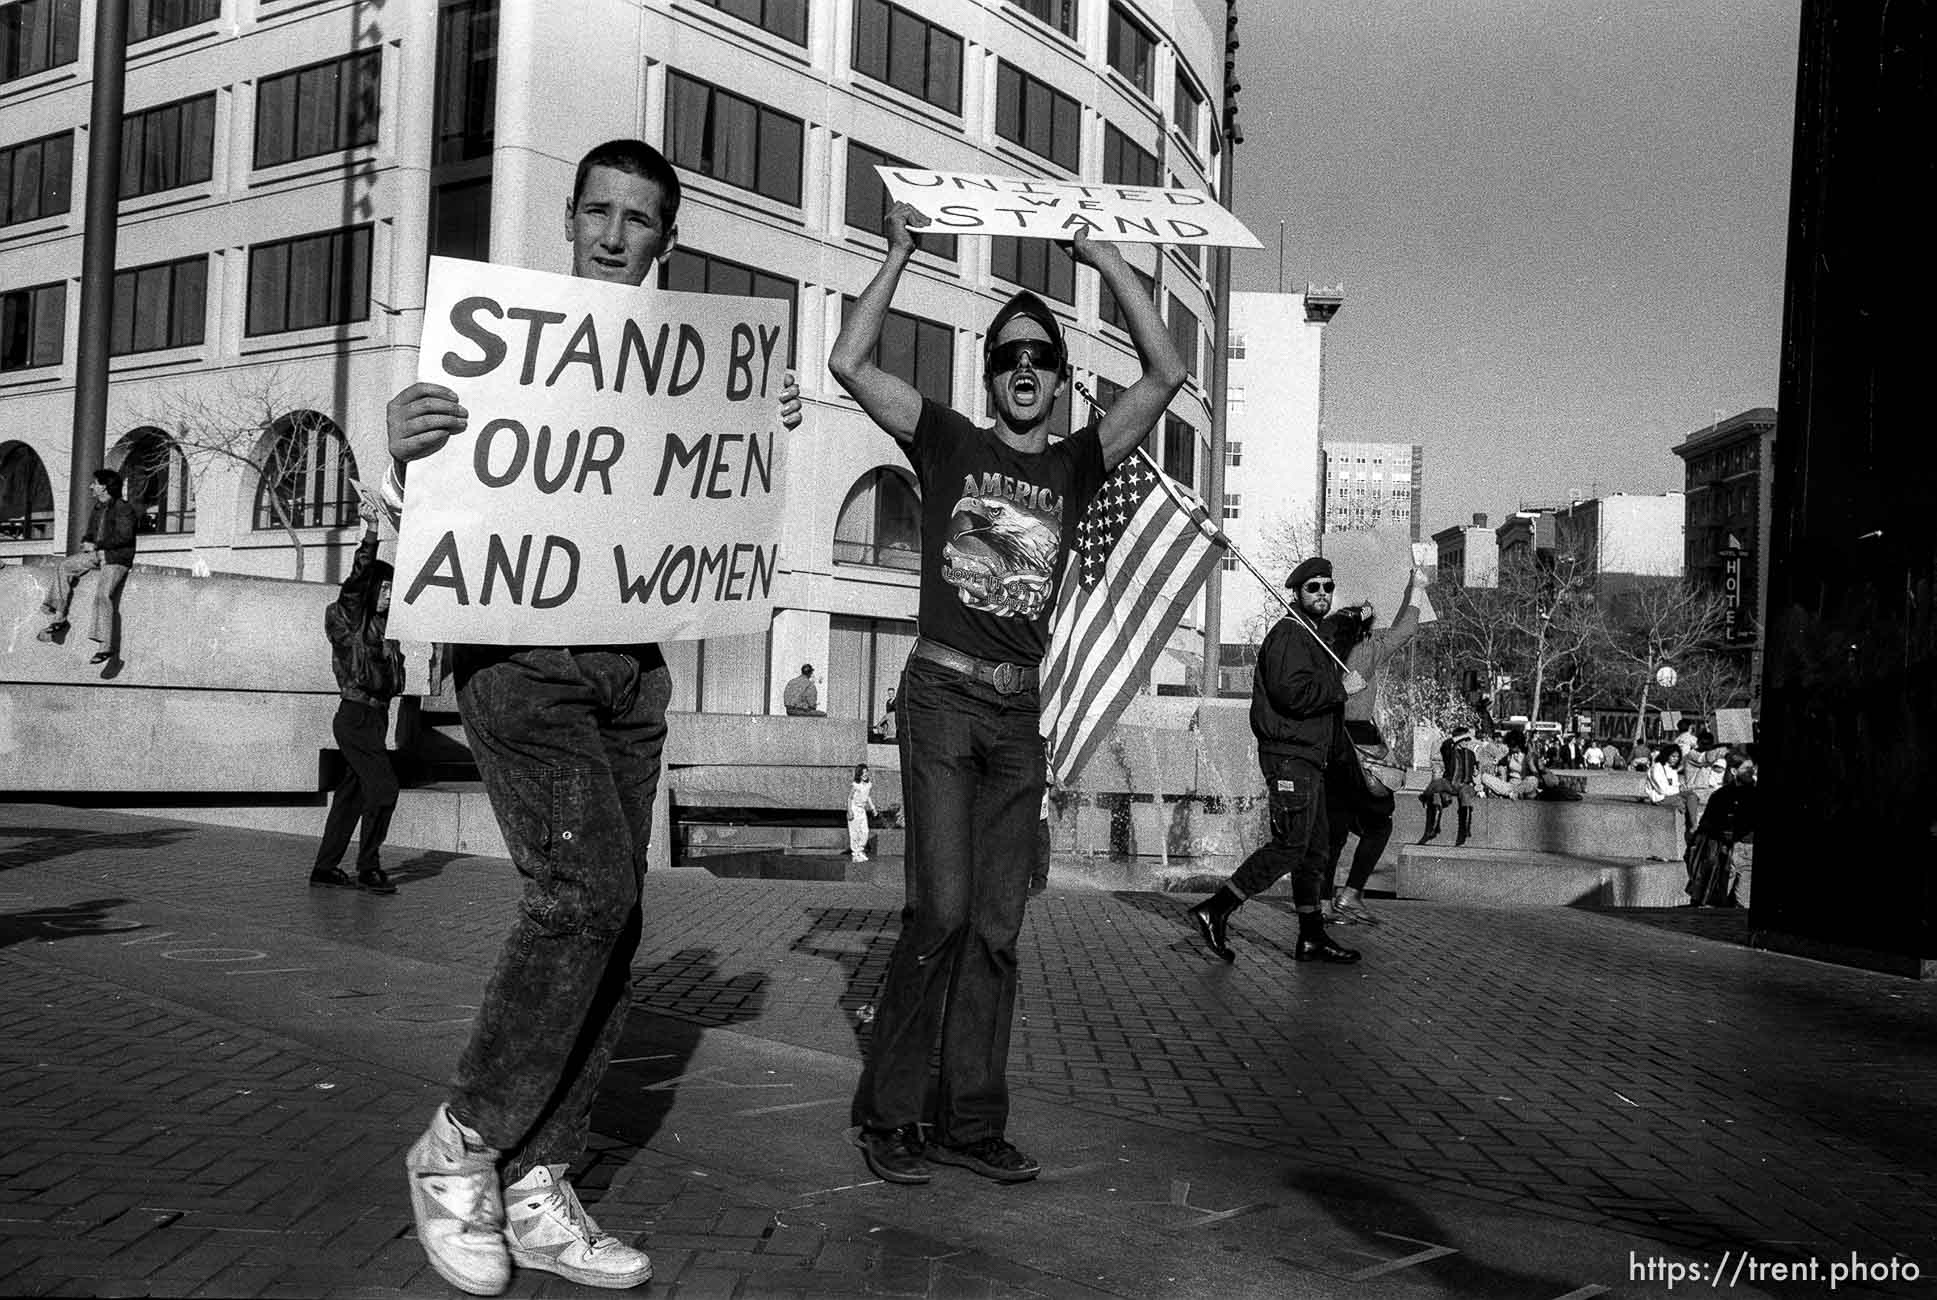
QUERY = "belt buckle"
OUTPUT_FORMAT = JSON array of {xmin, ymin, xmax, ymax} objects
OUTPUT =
[{"xmin": 990, "ymin": 661, "xmax": 1021, "ymax": 695}]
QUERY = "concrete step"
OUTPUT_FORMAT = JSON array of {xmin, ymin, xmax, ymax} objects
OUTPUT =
[
  {"xmin": 1396, "ymin": 843, "xmax": 1688, "ymax": 907},
  {"xmin": 1430, "ymin": 796, "xmax": 1683, "ymax": 859}
]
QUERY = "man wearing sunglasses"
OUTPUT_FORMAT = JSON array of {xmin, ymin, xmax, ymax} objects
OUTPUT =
[
  {"xmin": 829, "ymin": 201, "xmax": 1186, "ymax": 1187},
  {"xmin": 1187, "ymin": 555, "xmax": 1368, "ymax": 963}
]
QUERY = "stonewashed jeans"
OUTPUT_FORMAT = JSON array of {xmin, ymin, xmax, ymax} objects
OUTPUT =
[
  {"xmin": 854, "ymin": 654, "xmax": 1042, "ymax": 1145},
  {"xmin": 447, "ymin": 644, "xmax": 670, "ymax": 1181},
  {"xmin": 1229, "ymin": 755, "xmax": 1331, "ymax": 905}
]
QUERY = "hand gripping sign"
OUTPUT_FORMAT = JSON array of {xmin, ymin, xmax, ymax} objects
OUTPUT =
[
  {"xmin": 877, "ymin": 168, "xmax": 1263, "ymax": 249},
  {"xmin": 389, "ymin": 257, "xmax": 792, "ymax": 646}
]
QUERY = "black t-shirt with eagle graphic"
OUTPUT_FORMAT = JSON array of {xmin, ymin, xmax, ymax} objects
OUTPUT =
[{"xmin": 904, "ymin": 397, "xmax": 1105, "ymax": 667}]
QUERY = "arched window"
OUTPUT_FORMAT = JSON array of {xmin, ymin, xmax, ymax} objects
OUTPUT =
[
  {"xmin": 833, "ymin": 467, "xmax": 920, "ymax": 572},
  {"xmin": 253, "ymin": 410, "xmax": 358, "ymax": 530},
  {"xmin": 0, "ymin": 442, "xmax": 54, "ymax": 541},
  {"xmin": 113, "ymin": 427, "xmax": 196, "ymax": 535}
]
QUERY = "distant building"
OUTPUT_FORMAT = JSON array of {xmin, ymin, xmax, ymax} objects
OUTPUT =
[
  {"xmin": 1550, "ymin": 493, "xmax": 1685, "ymax": 600},
  {"xmin": 1432, "ymin": 513, "xmax": 1497, "ymax": 588},
  {"xmin": 1219, "ymin": 288, "xmax": 1340, "ymax": 659},
  {"xmin": 1495, "ymin": 508, "xmax": 1558, "ymax": 572},
  {"xmin": 1672, "ymin": 407, "xmax": 1777, "ymax": 647},
  {"xmin": 1321, "ymin": 441, "xmax": 1423, "ymax": 541}
]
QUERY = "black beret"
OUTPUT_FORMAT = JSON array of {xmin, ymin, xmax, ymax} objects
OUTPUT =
[{"xmin": 1285, "ymin": 556, "xmax": 1333, "ymax": 590}]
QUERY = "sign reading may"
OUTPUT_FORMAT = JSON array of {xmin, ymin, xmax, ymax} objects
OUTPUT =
[
  {"xmin": 878, "ymin": 168, "xmax": 1262, "ymax": 249},
  {"xmin": 389, "ymin": 257, "xmax": 791, "ymax": 646}
]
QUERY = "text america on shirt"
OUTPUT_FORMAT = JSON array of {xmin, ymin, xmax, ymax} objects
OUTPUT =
[{"xmin": 942, "ymin": 470, "xmax": 1067, "ymax": 619}]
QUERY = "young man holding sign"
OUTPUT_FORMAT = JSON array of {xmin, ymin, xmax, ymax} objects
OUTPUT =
[
  {"xmin": 830, "ymin": 201, "xmax": 1186, "ymax": 1185},
  {"xmin": 385, "ymin": 140, "xmax": 800, "ymax": 1295}
]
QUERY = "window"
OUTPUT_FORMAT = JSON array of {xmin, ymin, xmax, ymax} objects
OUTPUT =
[
  {"xmin": 829, "ymin": 613, "xmax": 918, "ymax": 723},
  {"xmin": 662, "ymin": 247, "xmax": 798, "ymax": 365},
  {"xmin": 1220, "ymin": 553, "xmax": 1238, "ymax": 572},
  {"xmin": 120, "ymin": 94, "xmax": 215, "ymax": 199},
  {"xmin": 665, "ymin": 71, "xmax": 803, "ymax": 205},
  {"xmin": 129, "ymin": 0, "xmax": 217, "ymax": 44},
  {"xmin": 431, "ymin": 177, "xmax": 492, "ymax": 260},
  {"xmin": 254, "ymin": 49, "xmax": 381, "ymax": 168},
  {"xmin": 245, "ymin": 224, "xmax": 372, "ymax": 336},
  {"xmin": 1228, "ymin": 330, "xmax": 1245, "ymax": 359},
  {"xmin": 1102, "ymin": 123, "xmax": 1158, "ymax": 188},
  {"xmin": 853, "ymin": 0, "xmax": 962, "ymax": 114},
  {"xmin": 1227, "ymin": 388, "xmax": 1245, "ymax": 417},
  {"xmin": 1223, "ymin": 493, "xmax": 1239, "ymax": 520},
  {"xmin": 115, "ymin": 428, "xmax": 195, "ymax": 534},
  {"xmin": 253, "ymin": 411, "xmax": 358, "ymax": 530},
  {"xmin": 995, "ymin": 61, "xmax": 1078, "ymax": 171},
  {"xmin": 1, "ymin": 0, "xmax": 78, "ymax": 83},
  {"xmin": 694, "ymin": 0, "xmax": 806, "ymax": 45},
  {"xmin": 841, "ymin": 297, "xmax": 951, "ymax": 406},
  {"xmin": 1, "ymin": 280, "xmax": 64, "ymax": 370},
  {"xmin": 1162, "ymin": 415, "xmax": 1195, "ymax": 488},
  {"xmin": 846, "ymin": 142, "xmax": 956, "ymax": 261},
  {"xmin": 0, "ymin": 441, "xmax": 54, "ymax": 540},
  {"xmin": 111, "ymin": 255, "xmax": 205, "ymax": 355},
  {"xmin": 1097, "ymin": 262, "xmax": 1153, "ymax": 332},
  {"xmin": 1174, "ymin": 75, "xmax": 1203, "ymax": 156},
  {"xmin": 1, "ymin": 129, "xmax": 71, "ymax": 225},
  {"xmin": 1007, "ymin": 0, "xmax": 1076, "ymax": 39},
  {"xmin": 834, "ymin": 467, "xmax": 922, "ymax": 572},
  {"xmin": 1106, "ymin": 4, "xmax": 1155, "ymax": 97},
  {"xmin": 1167, "ymin": 294, "xmax": 1199, "ymax": 380},
  {"xmin": 991, "ymin": 236, "xmax": 1074, "ymax": 305},
  {"xmin": 434, "ymin": 0, "xmax": 496, "ymax": 164},
  {"xmin": 1226, "ymin": 442, "xmax": 1244, "ymax": 469}
]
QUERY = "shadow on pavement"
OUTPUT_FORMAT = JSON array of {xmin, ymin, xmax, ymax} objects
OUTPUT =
[
  {"xmin": 0, "ymin": 897, "xmax": 138, "ymax": 950},
  {"xmin": 787, "ymin": 905, "xmax": 898, "ymax": 1050},
  {"xmin": 0, "ymin": 824, "xmax": 194, "ymax": 873}
]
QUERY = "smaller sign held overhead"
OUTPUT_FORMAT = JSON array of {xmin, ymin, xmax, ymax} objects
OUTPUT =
[{"xmin": 878, "ymin": 167, "xmax": 1262, "ymax": 249}]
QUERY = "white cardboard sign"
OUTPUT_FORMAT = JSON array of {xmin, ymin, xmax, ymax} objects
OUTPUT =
[
  {"xmin": 388, "ymin": 257, "xmax": 791, "ymax": 646},
  {"xmin": 878, "ymin": 167, "xmax": 1263, "ymax": 249}
]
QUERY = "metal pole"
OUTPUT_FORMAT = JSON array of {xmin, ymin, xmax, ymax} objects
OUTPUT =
[
  {"xmin": 66, "ymin": 0, "xmax": 130, "ymax": 552},
  {"xmin": 1200, "ymin": 147, "xmax": 1236, "ymax": 699}
]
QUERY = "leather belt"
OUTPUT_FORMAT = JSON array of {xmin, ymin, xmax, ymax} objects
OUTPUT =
[{"xmin": 910, "ymin": 637, "xmax": 1038, "ymax": 696}]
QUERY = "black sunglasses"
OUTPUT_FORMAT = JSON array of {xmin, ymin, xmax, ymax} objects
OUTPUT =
[
  {"xmin": 1301, "ymin": 580, "xmax": 1336, "ymax": 593},
  {"xmin": 989, "ymin": 338, "xmax": 1064, "ymax": 375}
]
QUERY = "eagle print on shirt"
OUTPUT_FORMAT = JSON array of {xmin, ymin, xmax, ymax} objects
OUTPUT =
[{"xmin": 941, "ymin": 471, "xmax": 1066, "ymax": 619}]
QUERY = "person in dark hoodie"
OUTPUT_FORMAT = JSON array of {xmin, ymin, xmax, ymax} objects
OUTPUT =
[
  {"xmin": 39, "ymin": 469, "xmax": 137, "ymax": 664},
  {"xmin": 1186, "ymin": 555, "xmax": 1369, "ymax": 965},
  {"xmin": 310, "ymin": 499, "xmax": 405, "ymax": 894}
]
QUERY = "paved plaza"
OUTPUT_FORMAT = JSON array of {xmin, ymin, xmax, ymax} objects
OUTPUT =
[{"xmin": 1, "ymin": 804, "xmax": 1933, "ymax": 1298}]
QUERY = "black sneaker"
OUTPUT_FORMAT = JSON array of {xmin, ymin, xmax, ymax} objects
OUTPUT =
[
  {"xmin": 309, "ymin": 866, "xmax": 357, "ymax": 889},
  {"xmin": 855, "ymin": 1126, "xmax": 930, "ymax": 1185},
  {"xmin": 928, "ymin": 1136, "xmax": 1040, "ymax": 1183},
  {"xmin": 357, "ymin": 867, "xmax": 398, "ymax": 895}
]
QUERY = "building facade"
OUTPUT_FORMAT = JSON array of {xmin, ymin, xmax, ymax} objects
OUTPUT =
[
  {"xmin": 1494, "ymin": 507, "xmax": 1556, "ymax": 572},
  {"xmin": 1216, "ymin": 286, "xmax": 1336, "ymax": 648},
  {"xmin": 1549, "ymin": 492, "xmax": 1685, "ymax": 600},
  {"xmin": 1320, "ymin": 438, "xmax": 1421, "ymax": 541},
  {"xmin": 0, "ymin": 0, "xmax": 1231, "ymax": 726},
  {"xmin": 1672, "ymin": 406, "xmax": 1775, "ymax": 647},
  {"xmin": 1431, "ymin": 512, "xmax": 1495, "ymax": 588}
]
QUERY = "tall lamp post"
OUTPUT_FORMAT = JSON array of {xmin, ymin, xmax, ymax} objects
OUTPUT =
[
  {"xmin": 66, "ymin": 0, "xmax": 131, "ymax": 551},
  {"xmin": 1200, "ymin": 0, "xmax": 1242, "ymax": 700}
]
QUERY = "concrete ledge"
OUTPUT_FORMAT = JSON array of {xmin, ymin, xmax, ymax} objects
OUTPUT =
[
  {"xmin": 1397, "ymin": 843, "xmax": 1688, "ymax": 907},
  {"xmin": 1451, "ymin": 796, "xmax": 1683, "ymax": 859}
]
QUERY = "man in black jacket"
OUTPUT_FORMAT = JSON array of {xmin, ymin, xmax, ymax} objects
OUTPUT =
[
  {"xmin": 1187, "ymin": 555, "xmax": 1368, "ymax": 963},
  {"xmin": 39, "ymin": 469, "xmax": 137, "ymax": 664}
]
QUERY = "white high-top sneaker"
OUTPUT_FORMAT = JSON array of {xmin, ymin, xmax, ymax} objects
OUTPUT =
[
  {"xmin": 404, "ymin": 1105, "xmax": 508, "ymax": 1296},
  {"xmin": 502, "ymin": 1165, "xmax": 653, "ymax": 1289}
]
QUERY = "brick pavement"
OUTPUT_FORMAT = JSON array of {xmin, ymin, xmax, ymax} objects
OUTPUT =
[{"xmin": 3, "ymin": 805, "xmax": 1936, "ymax": 1298}]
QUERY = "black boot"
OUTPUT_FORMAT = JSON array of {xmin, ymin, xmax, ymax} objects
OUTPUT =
[
  {"xmin": 1294, "ymin": 909, "xmax": 1361, "ymax": 964},
  {"xmin": 1419, "ymin": 804, "xmax": 1442, "ymax": 844},
  {"xmin": 1455, "ymin": 806, "xmax": 1473, "ymax": 847},
  {"xmin": 1186, "ymin": 886, "xmax": 1242, "ymax": 962}
]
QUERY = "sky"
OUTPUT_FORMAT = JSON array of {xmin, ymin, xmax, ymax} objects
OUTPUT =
[{"xmin": 1225, "ymin": 0, "xmax": 1800, "ymax": 536}]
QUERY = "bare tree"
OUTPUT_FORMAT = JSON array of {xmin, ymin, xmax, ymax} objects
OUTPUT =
[
  {"xmin": 1667, "ymin": 649, "xmax": 1755, "ymax": 725},
  {"xmin": 138, "ymin": 369, "xmax": 355, "ymax": 582},
  {"xmin": 1592, "ymin": 578, "xmax": 1733, "ymax": 748},
  {"xmin": 1425, "ymin": 578, "xmax": 1524, "ymax": 720},
  {"xmin": 1235, "ymin": 505, "xmax": 1320, "ymax": 646},
  {"xmin": 1495, "ymin": 554, "xmax": 1602, "ymax": 725}
]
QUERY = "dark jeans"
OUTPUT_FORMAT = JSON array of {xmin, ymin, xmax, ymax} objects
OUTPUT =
[
  {"xmin": 315, "ymin": 698, "xmax": 398, "ymax": 872},
  {"xmin": 1229, "ymin": 756, "xmax": 1330, "ymax": 906},
  {"xmin": 1324, "ymin": 764, "xmax": 1394, "ymax": 893},
  {"xmin": 447, "ymin": 644, "xmax": 670, "ymax": 1182},
  {"xmin": 854, "ymin": 656, "xmax": 1041, "ymax": 1145}
]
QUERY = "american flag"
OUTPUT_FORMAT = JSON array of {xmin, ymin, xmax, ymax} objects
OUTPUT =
[{"xmin": 1040, "ymin": 450, "xmax": 1228, "ymax": 786}]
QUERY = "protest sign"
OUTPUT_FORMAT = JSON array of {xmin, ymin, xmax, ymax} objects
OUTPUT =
[
  {"xmin": 878, "ymin": 167, "xmax": 1262, "ymax": 249},
  {"xmin": 1714, "ymin": 707, "xmax": 1755, "ymax": 745},
  {"xmin": 388, "ymin": 257, "xmax": 791, "ymax": 646}
]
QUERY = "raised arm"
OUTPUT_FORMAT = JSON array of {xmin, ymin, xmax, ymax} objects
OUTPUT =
[
  {"xmin": 827, "ymin": 202, "xmax": 927, "ymax": 443},
  {"xmin": 1072, "ymin": 232, "xmax": 1188, "ymax": 470}
]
